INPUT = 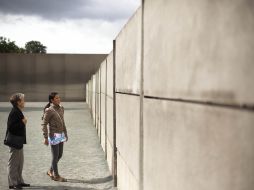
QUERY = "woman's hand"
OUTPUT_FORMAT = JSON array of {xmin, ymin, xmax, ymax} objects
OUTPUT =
[
  {"xmin": 44, "ymin": 138, "xmax": 49, "ymax": 146},
  {"xmin": 22, "ymin": 117, "xmax": 27, "ymax": 125}
]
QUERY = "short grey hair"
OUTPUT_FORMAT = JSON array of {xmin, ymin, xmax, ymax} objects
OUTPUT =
[{"xmin": 9, "ymin": 93, "xmax": 25, "ymax": 107}]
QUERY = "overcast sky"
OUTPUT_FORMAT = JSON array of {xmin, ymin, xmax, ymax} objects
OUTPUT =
[{"xmin": 0, "ymin": 0, "xmax": 140, "ymax": 53}]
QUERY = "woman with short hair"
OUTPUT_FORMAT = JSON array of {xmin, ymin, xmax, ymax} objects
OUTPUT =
[{"xmin": 4, "ymin": 93, "xmax": 30, "ymax": 189}]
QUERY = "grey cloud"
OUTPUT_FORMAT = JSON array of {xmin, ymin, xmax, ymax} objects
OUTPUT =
[{"xmin": 0, "ymin": 0, "xmax": 140, "ymax": 21}]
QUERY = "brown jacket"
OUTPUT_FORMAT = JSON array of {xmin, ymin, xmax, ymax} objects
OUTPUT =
[{"xmin": 42, "ymin": 104, "xmax": 68, "ymax": 139}]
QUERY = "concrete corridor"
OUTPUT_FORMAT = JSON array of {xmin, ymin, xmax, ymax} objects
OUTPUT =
[{"xmin": 0, "ymin": 102, "xmax": 115, "ymax": 190}]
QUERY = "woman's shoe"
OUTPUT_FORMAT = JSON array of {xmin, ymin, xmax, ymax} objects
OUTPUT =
[
  {"xmin": 9, "ymin": 184, "xmax": 23, "ymax": 189},
  {"xmin": 20, "ymin": 183, "xmax": 30, "ymax": 187},
  {"xmin": 46, "ymin": 170, "xmax": 54, "ymax": 179},
  {"xmin": 52, "ymin": 175, "xmax": 67, "ymax": 182}
]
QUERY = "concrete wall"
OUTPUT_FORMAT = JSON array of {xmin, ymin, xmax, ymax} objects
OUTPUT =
[
  {"xmin": 86, "ymin": 0, "xmax": 254, "ymax": 190},
  {"xmin": 0, "ymin": 53, "xmax": 107, "ymax": 101},
  {"xmin": 143, "ymin": 1, "xmax": 254, "ymax": 189},
  {"xmin": 115, "ymin": 8, "xmax": 142, "ymax": 190},
  {"xmin": 106, "ymin": 52, "xmax": 114, "ymax": 173}
]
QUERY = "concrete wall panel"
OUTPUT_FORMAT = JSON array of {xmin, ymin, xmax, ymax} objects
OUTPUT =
[
  {"xmin": 86, "ymin": 83, "xmax": 89, "ymax": 103},
  {"xmin": 116, "ymin": 94, "xmax": 140, "ymax": 189},
  {"xmin": 92, "ymin": 75, "xmax": 96, "ymax": 124},
  {"xmin": 0, "ymin": 55, "xmax": 7, "ymax": 100},
  {"xmin": 101, "ymin": 93, "xmax": 106, "ymax": 152},
  {"xmin": 106, "ymin": 97, "xmax": 114, "ymax": 146},
  {"xmin": 115, "ymin": 8, "xmax": 141, "ymax": 94},
  {"xmin": 144, "ymin": 0, "xmax": 254, "ymax": 105},
  {"xmin": 107, "ymin": 139, "xmax": 113, "ymax": 173},
  {"xmin": 107, "ymin": 51, "xmax": 114, "ymax": 98},
  {"xmin": 0, "ymin": 53, "xmax": 107, "ymax": 101},
  {"xmin": 100, "ymin": 60, "xmax": 107, "ymax": 94},
  {"xmin": 100, "ymin": 60, "xmax": 107, "ymax": 151},
  {"xmin": 96, "ymin": 70, "xmax": 101, "ymax": 131},
  {"xmin": 143, "ymin": 98, "xmax": 254, "ymax": 190},
  {"xmin": 117, "ymin": 152, "xmax": 139, "ymax": 190}
]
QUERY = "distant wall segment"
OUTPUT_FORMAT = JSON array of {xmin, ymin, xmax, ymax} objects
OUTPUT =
[{"xmin": 0, "ymin": 53, "xmax": 107, "ymax": 101}]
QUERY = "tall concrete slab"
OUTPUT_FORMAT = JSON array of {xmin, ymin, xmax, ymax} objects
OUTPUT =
[
  {"xmin": 105, "ymin": 51, "xmax": 115, "ymax": 173},
  {"xmin": 95, "ymin": 70, "xmax": 101, "ymax": 132},
  {"xmin": 100, "ymin": 94, "xmax": 106, "ymax": 151},
  {"xmin": 0, "ymin": 54, "xmax": 7, "ymax": 100},
  {"xmin": 64, "ymin": 54, "xmax": 105, "ymax": 100},
  {"xmin": 106, "ymin": 51, "xmax": 114, "ymax": 159},
  {"xmin": 100, "ymin": 60, "xmax": 107, "ymax": 151},
  {"xmin": 143, "ymin": 98, "xmax": 254, "ymax": 190},
  {"xmin": 0, "ymin": 53, "xmax": 107, "ymax": 101},
  {"xmin": 35, "ymin": 54, "xmax": 51, "ymax": 101},
  {"xmin": 86, "ymin": 83, "xmax": 89, "ymax": 103},
  {"xmin": 19, "ymin": 54, "xmax": 37, "ymax": 100},
  {"xmin": 87, "ymin": 80, "xmax": 92, "ymax": 108},
  {"xmin": 4, "ymin": 54, "xmax": 23, "ymax": 97},
  {"xmin": 98, "ymin": 69, "xmax": 102, "ymax": 136},
  {"xmin": 101, "ymin": 60, "xmax": 107, "ymax": 95},
  {"xmin": 107, "ymin": 52, "xmax": 114, "ymax": 98},
  {"xmin": 143, "ymin": 0, "xmax": 254, "ymax": 106},
  {"xmin": 92, "ymin": 75, "xmax": 96, "ymax": 125},
  {"xmin": 106, "ymin": 97, "xmax": 113, "ymax": 150},
  {"xmin": 47, "ymin": 55, "xmax": 66, "ymax": 99},
  {"xmin": 115, "ymin": 8, "xmax": 141, "ymax": 94},
  {"xmin": 106, "ymin": 97, "xmax": 114, "ymax": 170},
  {"xmin": 107, "ymin": 139, "xmax": 113, "ymax": 173},
  {"xmin": 116, "ymin": 94, "xmax": 140, "ymax": 190}
]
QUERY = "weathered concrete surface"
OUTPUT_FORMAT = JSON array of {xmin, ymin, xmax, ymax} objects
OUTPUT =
[
  {"xmin": 100, "ymin": 61, "xmax": 107, "ymax": 95},
  {"xmin": 100, "ymin": 61, "xmax": 107, "ymax": 152},
  {"xmin": 106, "ymin": 97, "xmax": 114, "ymax": 173},
  {"xmin": 144, "ymin": 0, "xmax": 254, "ymax": 105},
  {"xmin": 0, "ymin": 102, "xmax": 115, "ymax": 190},
  {"xmin": 106, "ymin": 139, "xmax": 113, "ymax": 174},
  {"xmin": 106, "ymin": 52, "xmax": 114, "ymax": 98},
  {"xmin": 106, "ymin": 52, "xmax": 114, "ymax": 172},
  {"xmin": 115, "ymin": 8, "xmax": 141, "ymax": 94},
  {"xmin": 100, "ymin": 94, "xmax": 106, "ymax": 153},
  {"xmin": 0, "ymin": 54, "xmax": 107, "ymax": 102},
  {"xmin": 86, "ymin": 1, "xmax": 254, "ymax": 190},
  {"xmin": 106, "ymin": 97, "xmax": 113, "ymax": 152},
  {"xmin": 95, "ymin": 72, "xmax": 100, "ymax": 131},
  {"xmin": 116, "ymin": 94, "xmax": 140, "ymax": 190},
  {"xmin": 143, "ymin": 98, "xmax": 254, "ymax": 190},
  {"xmin": 92, "ymin": 75, "xmax": 96, "ymax": 126}
]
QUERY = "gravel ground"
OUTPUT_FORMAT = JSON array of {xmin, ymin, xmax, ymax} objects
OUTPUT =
[{"xmin": 0, "ymin": 102, "xmax": 115, "ymax": 190}]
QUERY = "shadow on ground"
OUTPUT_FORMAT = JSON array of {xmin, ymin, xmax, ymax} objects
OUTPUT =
[
  {"xmin": 67, "ymin": 175, "xmax": 113, "ymax": 184},
  {"xmin": 24, "ymin": 185, "xmax": 113, "ymax": 190}
]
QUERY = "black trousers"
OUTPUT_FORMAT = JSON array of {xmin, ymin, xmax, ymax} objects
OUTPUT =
[{"xmin": 50, "ymin": 142, "xmax": 63, "ymax": 176}]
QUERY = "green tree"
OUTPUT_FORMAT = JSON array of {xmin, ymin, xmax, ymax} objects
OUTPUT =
[
  {"xmin": 25, "ymin": 41, "xmax": 47, "ymax": 53},
  {"xmin": 18, "ymin": 48, "xmax": 26, "ymax": 53},
  {"xmin": 0, "ymin": 36, "xmax": 20, "ymax": 53}
]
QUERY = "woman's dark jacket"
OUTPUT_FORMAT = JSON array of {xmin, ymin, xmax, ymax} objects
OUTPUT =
[{"xmin": 6, "ymin": 106, "xmax": 27, "ymax": 145}]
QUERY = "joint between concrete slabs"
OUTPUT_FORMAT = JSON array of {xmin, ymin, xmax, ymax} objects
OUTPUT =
[{"xmin": 144, "ymin": 95, "xmax": 254, "ymax": 112}]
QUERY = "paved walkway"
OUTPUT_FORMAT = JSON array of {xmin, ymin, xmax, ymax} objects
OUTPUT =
[{"xmin": 0, "ymin": 102, "xmax": 115, "ymax": 190}]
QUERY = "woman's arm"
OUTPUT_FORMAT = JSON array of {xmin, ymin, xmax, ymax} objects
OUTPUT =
[
  {"xmin": 62, "ymin": 107, "xmax": 68, "ymax": 141},
  {"xmin": 41, "ymin": 109, "xmax": 51, "ymax": 139}
]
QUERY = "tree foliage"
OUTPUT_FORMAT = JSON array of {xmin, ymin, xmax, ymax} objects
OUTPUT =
[
  {"xmin": 0, "ymin": 37, "xmax": 20, "ymax": 53},
  {"xmin": 25, "ymin": 41, "xmax": 47, "ymax": 53},
  {"xmin": 0, "ymin": 36, "xmax": 47, "ymax": 54}
]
